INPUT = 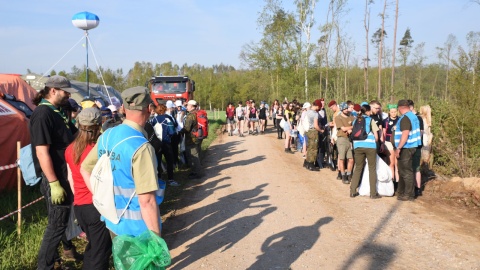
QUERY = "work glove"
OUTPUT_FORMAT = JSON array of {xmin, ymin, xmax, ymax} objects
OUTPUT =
[{"xmin": 49, "ymin": 180, "xmax": 66, "ymax": 205}]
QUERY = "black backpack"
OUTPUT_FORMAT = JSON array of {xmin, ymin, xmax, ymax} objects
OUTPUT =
[{"xmin": 351, "ymin": 117, "xmax": 368, "ymax": 141}]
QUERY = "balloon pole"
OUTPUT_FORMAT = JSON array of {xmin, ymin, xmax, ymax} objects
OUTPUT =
[{"xmin": 85, "ymin": 30, "xmax": 90, "ymax": 97}]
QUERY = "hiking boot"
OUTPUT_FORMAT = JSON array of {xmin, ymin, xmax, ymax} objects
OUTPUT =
[
  {"xmin": 347, "ymin": 174, "xmax": 352, "ymax": 184},
  {"xmin": 303, "ymin": 160, "xmax": 307, "ymax": 168},
  {"xmin": 63, "ymin": 247, "xmax": 83, "ymax": 261},
  {"xmin": 342, "ymin": 175, "xmax": 349, "ymax": 184},
  {"xmin": 306, "ymin": 162, "xmax": 319, "ymax": 171},
  {"xmin": 350, "ymin": 192, "xmax": 359, "ymax": 198},
  {"xmin": 337, "ymin": 171, "xmax": 343, "ymax": 180},
  {"xmin": 398, "ymin": 195, "xmax": 414, "ymax": 202},
  {"xmin": 370, "ymin": 193, "xmax": 382, "ymax": 199},
  {"xmin": 415, "ymin": 187, "xmax": 422, "ymax": 197}
]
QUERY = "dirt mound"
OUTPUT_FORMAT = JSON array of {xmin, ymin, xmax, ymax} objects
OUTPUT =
[{"xmin": 423, "ymin": 177, "xmax": 480, "ymax": 210}]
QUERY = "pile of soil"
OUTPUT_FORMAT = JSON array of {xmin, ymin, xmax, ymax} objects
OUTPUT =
[{"xmin": 423, "ymin": 176, "xmax": 480, "ymax": 215}]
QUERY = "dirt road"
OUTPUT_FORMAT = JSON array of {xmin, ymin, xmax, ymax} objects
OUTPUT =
[{"xmin": 163, "ymin": 127, "xmax": 480, "ymax": 270}]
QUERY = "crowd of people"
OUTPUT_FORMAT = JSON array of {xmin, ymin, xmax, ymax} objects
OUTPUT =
[
  {"xmin": 29, "ymin": 76, "xmax": 204, "ymax": 269},
  {"xmin": 28, "ymin": 75, "xmax": 434, "ymax": 269},
  {"xmin": 224, "ymin": 97, "xmax": 433, "ymax": 200}
]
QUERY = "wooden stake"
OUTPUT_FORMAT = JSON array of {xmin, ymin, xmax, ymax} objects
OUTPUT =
[{"xmin": 17, "ymin": 141, "xmax": 21, "ymax": 236}]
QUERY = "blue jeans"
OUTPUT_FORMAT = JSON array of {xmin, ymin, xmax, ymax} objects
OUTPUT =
[{"xmin": 37, "ymin": 176, "xmax": 72, "ymax": 270}]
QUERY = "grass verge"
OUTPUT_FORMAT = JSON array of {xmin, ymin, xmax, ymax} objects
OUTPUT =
[{"xmin": 0, "ymin": 111, "xmax": 225, "ymax": 269}]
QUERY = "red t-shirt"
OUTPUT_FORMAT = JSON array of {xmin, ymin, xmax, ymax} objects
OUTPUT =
[
  {"xmin": 226, "ymin": 106, "xmax": 235, "ymax": 119},
  {"xmin": 65, "ymin": 143, "xmax": 94, "ymax": 205}
]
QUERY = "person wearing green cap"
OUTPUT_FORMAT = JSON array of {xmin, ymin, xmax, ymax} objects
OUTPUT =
[{"xmin": 81, "ymin": 86, "xmax": 164, "ymax": 237}]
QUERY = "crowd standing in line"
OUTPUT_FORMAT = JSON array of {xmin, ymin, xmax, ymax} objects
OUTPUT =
[
  {"xmin": 29, "ymin": 76, "xmax": 433, "ymax": 268},
  {"xmin": 227, "ymin": 95, "xmax": 432, "ymax": 202}
]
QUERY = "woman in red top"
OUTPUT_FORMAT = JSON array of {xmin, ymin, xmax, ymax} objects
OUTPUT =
[
  {"xmin": 65, "ymin": 107, "xmax": 112, "ymax": 269},
  {"xmin": 226, "ymin": 102, "xmax": 236, "ymax": 136}
]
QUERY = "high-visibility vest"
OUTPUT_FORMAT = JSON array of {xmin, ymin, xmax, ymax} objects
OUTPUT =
[
  {"xmin": 352, "ymin": 116, "xmax": 376, "ymax": 149},
  {"xmin": 97, "ymin": 124, "xmax": 164, "ymax": 237},
  {"xmin": 394, "ymin": 111, "xmax": 421, "ymax": 149}
]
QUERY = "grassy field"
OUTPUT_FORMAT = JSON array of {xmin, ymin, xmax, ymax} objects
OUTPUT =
[{"xmin": 0, "ymin": 111, "xmax": 225, "ymax": 269}]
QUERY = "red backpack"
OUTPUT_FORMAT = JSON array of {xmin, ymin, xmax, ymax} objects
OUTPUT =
[{"xmin": 193, "ymin": 110, "xmax": 208, "ymax": 140}]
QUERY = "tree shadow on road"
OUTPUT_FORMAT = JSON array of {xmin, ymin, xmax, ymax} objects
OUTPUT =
[
  {"xmin": 163, "ymin": 183, "xmax": 271, "ymax": 250},
  {"xmin": 247, "ymin": 217, "xmax": 333, "ymax": 269},
  {"xmin": 339, "ymin": 202, "xmax": 400, "ymax": 270},
  {"xmin": 170, "ymin": 206, "xmax": 277, "ymax": 270}
]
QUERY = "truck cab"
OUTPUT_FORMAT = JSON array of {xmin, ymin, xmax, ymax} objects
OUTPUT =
[{"xmin": 147, "ymin": 75, "xmax": 195, "ymax": 105}]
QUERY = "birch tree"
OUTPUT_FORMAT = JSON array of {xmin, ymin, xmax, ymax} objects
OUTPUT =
[
  {"xmin": 363, "ymin": 0, "xmax": 374, "ymax": 99},
  {"xmin": 295, "ymin": 0, "xmax": 318, "ymax": 100},
  {"xmin": 377, "ymin": 0, "xmax": 388, "ymax": 99},
  {"xmin": 436, "ymin": 34, "xmax": 457, "ymax": 100}
]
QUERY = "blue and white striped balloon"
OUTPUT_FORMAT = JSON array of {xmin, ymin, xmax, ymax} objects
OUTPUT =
[{"xmin": 72, "ymin": 12, "xmax": 100, "ymax": 30}]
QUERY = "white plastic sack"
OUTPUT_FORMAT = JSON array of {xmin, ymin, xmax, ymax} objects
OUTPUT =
[{"xmin": 358, "ymin": 155, "xmax": 394, "ymax": 197}]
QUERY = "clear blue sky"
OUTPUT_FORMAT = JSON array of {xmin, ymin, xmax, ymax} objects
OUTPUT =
[{"xmin": 0, "ymin": 0, "xmax": 478, "ymax": 75}]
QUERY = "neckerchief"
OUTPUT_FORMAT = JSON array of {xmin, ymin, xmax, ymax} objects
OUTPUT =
[{"xmin": 39, "ymin": 98, "xmax": 70, "ymax": 129}]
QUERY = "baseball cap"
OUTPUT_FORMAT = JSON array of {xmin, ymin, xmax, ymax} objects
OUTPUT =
[
  {"xmin": 302, "ymin": 102, "xmax": 311, "ymax": 109},
  {"xmin": 100, "ymin": 106, "xmax": 112, "ymax": 117},
  {"xmin": 77, "ymin": 107, "xmax": 101, "ymax": 126},
  {"xmin": 68, "ymin": 98, "xmax": 81, "ymax": 112},
  {"xmin": 187, "ymin": 100, "xmax": 197, "ymax": 106},
  {"xmin": 360, "ymin": 101, "xmax": 369, "ymax": 106},
  {"xmin": 121, "ymin": 86, "xmax": 152, "ymax": 111},
  {"xmin": 166, "ymin": 100, "xmax": 175, "ymax": 109},
  {"xmin": 339, "ymin": 102, "xmax": 348, "ymax": 111},
  {"xmin": 175, "ymin": 100, "xmax": 183, "ymax": 107},
  {"xmin": 107, "ymin": 104, "xmax": 117, "ymax": 112},
  {"xmin": 45, "ymin": 76, "xmax": 77, "ymax": 93},
  {"xmin": 328, "ymin": 100, "xmax": 337, "ymax": 107}
]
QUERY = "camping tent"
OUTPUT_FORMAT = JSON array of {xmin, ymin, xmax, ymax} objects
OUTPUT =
[
  {"xmin": 22, "ymin": 74, "xmax": 122, "ymax": 108},
  {"xmin": 69, "ymin": 80, "xmax": 122, "ymax": 108},
  {"xmin": 0, "ymin": 74, "xmax": 35, "ymax": 192}
]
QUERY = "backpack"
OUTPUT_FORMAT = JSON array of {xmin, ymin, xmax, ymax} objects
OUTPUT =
[
  {"xmin": 90, "ymin": 134, "xmax": 143, "ymax": 224},
  {"xmin": 351, "ymin": 117, "xmax": 369, "ymax": 141},
  {"xmin": 297, "ymin": 114, "xmax": 310, "ymax": 136},
  {"xmin": 151, "ymin": 115, "xmax": 175, "ymax": 143},
  {"xmin": 192, "ymin": 110, "xmax": 208, "ymax": 139},
  {"xmin": 18, "ymin": 144, "xmax": 42, "ymax": 186}
]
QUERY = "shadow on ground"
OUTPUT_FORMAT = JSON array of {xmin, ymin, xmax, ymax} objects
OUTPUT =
[
  {"xmin": 247, "ymin": 216, "xmax": 333, "ymax": 269},
  {"xmin": 339, "ymin": 202, "xmax": 400, "ymax": 270}
]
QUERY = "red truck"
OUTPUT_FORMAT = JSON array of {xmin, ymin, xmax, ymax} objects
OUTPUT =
[{"xmin": 147, "ymin": 75, "xmax": 195, "ymax": 105}]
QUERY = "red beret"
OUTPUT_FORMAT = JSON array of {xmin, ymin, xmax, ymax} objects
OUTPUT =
[
  {"xmin": 313, "ymin": 99, "xmax": 322, "ymax": 107},
  {"xmin": 353, "ymin": 104, "xmax": 362, "ymax": 112},
  {"xmin": 320, "ymin": 98, "xmax": 324, "ymax": 101},
  {"xmin": 328, "ymin": 100, "xmax": 337, "ymax": 107}
]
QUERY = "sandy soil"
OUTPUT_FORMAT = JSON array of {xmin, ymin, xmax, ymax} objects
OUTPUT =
[{"xmin": 162, "ymin": 126, "xmax": 480, "ymax": 270}]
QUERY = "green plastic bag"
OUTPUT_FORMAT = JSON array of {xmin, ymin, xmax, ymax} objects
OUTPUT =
[{"xmin": 113, "ymin": 230, "xmax": 171, "ymax": 270}]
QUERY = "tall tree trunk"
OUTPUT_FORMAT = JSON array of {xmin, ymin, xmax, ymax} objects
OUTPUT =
[
  {"xmin": 364, "ymin": 0, "xmax": 370, "ymax": 99},
  {"xmin": 378, "ymin": 0, "xmax": 387, "ymax": 99},
  {"xmin": 391, "ymin": 0, "xmax": 399, "ymax": 102}
]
